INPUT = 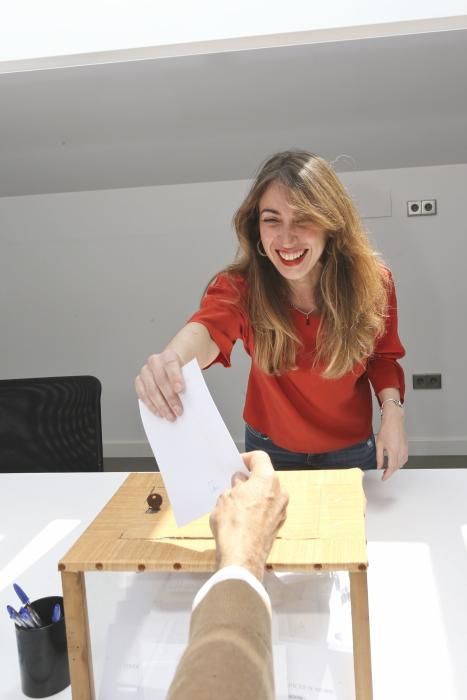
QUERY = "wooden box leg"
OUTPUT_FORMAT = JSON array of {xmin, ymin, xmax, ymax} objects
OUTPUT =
[
  {"xmin": 349, "ymin": 570, "xmax": 373, "ymax": 700},
  {"xmin": 61, "ymin": 571, "xmax": 95, "ymax": 700}
]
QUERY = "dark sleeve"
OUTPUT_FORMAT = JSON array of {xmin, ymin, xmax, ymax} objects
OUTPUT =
[
  {"xmin": 187, "ymin": 274, "xmax": 248, "ymax": 368},
  {"xmin": 166, "ymin": 579, "xmax": 274, "ymax": 700},
  {"xmin": 367, "ymin": 271, "xmax": 406, "ymax": 402}
]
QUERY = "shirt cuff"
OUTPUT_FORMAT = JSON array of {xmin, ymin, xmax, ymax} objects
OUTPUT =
[{"xmin": 192, "ymin": 566, "xmax": 271, "ymax": 616}]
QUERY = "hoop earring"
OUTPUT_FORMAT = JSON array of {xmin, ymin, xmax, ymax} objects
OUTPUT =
[{"xmin": 256, "ymin": 239, "xmax": 268, "ymax": 257}]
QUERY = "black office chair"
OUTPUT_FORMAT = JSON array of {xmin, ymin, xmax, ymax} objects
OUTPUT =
[{"xmin": 0, "ymin": 375, "xmax": 103, "ymax": 472}]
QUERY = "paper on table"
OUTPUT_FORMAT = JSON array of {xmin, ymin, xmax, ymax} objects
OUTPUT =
[{"xmin": 138, "ymin": 358, "xmax": 248, "ymax": 527}]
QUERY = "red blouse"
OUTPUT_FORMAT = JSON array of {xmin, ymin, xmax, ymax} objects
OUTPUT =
[{"xmin": 188, "ymin": 271, "xmax": 405, "ymax": 453}]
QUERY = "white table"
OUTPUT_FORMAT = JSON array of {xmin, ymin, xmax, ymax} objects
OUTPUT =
[{"xmin": 1, "ymin": 469, "xmax": 466, "ymax": 699}]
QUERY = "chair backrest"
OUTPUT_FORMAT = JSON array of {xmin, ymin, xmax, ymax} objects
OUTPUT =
[{"xmin": 0, "ymin": 375, "xmax": 103, "ymax": 472}]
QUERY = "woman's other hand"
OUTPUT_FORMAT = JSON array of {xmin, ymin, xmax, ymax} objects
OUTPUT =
[{"xmin": 376, "ymin": 401, "xmax": 408, "ymax": 480}]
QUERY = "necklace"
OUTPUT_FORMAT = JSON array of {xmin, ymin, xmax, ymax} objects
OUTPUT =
[{"xmin": 291, "ymin": 303, "xmax": 315, "ymax": 325}]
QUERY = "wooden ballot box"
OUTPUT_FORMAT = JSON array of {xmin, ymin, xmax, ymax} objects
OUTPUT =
[{"xmin": 59, "ymin": 469, "xmax": 372, "ymax": 699}]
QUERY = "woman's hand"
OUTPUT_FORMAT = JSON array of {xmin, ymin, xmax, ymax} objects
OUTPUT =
[
  {"xmin": 135, "ymin": 350, "xmax": 185, "ymax": 421},
  {"xmin": 376, "ymin": 402, "xmax": 408, "ymax": 480},
  {"xmin": 135, "ymin": 322, "xmax": 221, "ymax": 420}
]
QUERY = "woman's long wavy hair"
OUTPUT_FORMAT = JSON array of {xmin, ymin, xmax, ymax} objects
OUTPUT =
[{"xmin": 216, "ymin": 150, "xmax": 390, "ymax": 378}]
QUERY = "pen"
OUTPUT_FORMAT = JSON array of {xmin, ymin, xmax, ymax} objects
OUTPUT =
[
  {"xmin": 13, "ymin": 583, "xmax": 42, "ymax": 627},
  {"xmin": 6, "ymin": 605, "xmax": 29, "ymax": 629},
  {"xmin": 51, "ymin": 603, "xmax": 61, "ymax": 624},
  {"xmin": 19, "ymin": 608, "xmax": 36, "ymax": 628}
]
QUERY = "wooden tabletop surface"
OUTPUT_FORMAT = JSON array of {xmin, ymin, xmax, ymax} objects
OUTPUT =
[{"xmin": 59, "ymin": 469, "xmax": 368, "ymax": 573}]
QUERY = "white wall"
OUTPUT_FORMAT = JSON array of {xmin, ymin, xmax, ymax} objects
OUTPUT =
[
  {"xmin": 1, "ymin": 163, "xmax": 466, "ymax": 456},
  {"xmin": 1, "ymin": 1, "xmax": 467, "ymax": 65},
  {"xmin": 342, "ymin": 166, "xmax": 467, "ymax": 455}
]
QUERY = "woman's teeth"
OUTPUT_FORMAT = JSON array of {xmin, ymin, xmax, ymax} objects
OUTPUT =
[{"xmin": 278, "ymin": 249, "xmax": 307, "ymax": 261}]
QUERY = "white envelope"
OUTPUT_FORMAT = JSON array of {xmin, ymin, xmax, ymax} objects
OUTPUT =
[{"xmin": 139, "ymin": 359, "xmax": 248, "ymax": 527}]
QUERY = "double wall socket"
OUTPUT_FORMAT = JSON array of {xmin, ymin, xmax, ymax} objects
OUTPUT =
[
  {"xmin": 412, "ymin": 373, "xmax": 442, "ymax": 389},
  {"xmin": 407, "ymin": 200, "xmax": 437, "ymax": 216}
]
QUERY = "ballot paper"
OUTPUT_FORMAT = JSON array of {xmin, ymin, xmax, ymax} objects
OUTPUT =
[{"xmin": 139, "ymin": 358, "xmax": 248, "ymax": 527}]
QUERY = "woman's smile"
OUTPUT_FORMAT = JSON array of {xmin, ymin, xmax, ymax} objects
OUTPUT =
[{"xmin": 276, "ymin": 248, "xmax": 308, "ymax": 266}]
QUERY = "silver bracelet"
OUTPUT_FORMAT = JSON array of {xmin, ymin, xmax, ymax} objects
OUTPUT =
[{"xmin": 380, "ymin": 398, "xmax": 404, "ymax": 416}]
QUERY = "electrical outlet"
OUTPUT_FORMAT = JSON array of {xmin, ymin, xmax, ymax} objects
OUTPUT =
[
  {"xmin": 407, "ymin": 201, "xmax": 421, "ymax": 216},
  {"xmin": 412, "ymin": 374, "xmax": 442, "ymax": 389},
  {"xmin": 421, "ymin": 199, "xmax": 437, "ymax": 215}
]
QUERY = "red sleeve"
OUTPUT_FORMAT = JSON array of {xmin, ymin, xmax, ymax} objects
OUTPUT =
[
  {"xmin": 367, "ymin": 271, "xmax": 406, "ymax": 403},
  {"xmin": 186, "ymin": 274, "xmax": 247, "ymax": 368}
]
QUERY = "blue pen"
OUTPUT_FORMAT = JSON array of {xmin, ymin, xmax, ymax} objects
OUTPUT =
[
  {"xmin": 51, "ymin": 603, "xmax": 61, "ymax": 624},
  {"xmin": 19, "ymin": 608, "xmax": 36, "ymax": 628},
  {"xmin": 13, "ymin": 584, "xmax": 42, "ymax": 626},
  {"xmin": 6, "ymin": 605, "xmax": 29, "ymax": 629}
]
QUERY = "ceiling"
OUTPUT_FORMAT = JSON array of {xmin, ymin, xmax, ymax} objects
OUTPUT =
[{"xmin": 1, "ymin": 28, "xmax": 466, "ymax": 197}]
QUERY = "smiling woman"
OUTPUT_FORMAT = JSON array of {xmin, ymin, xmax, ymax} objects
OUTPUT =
[{"xmin": 135, "ymin": 150, "xmax": 408, "ymax": 480}]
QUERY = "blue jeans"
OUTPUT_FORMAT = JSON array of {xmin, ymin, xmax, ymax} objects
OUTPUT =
[{"xmin": 245, "ymin": 423, "xmax": 377, "ymax": 471}]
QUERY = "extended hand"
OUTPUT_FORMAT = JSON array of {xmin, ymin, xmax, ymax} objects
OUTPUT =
[
  {"xmin": 135, "ymin": 350, "xmax": 185, "ymax": 421},
  {"xmin": 209, "ymin": 451, "xmax": 289, "ymax": 581}
]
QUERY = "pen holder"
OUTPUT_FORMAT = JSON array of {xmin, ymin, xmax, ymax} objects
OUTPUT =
[{"xmin": 15, "ymin": 596, "xmax": 70, "ymax": 698}]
